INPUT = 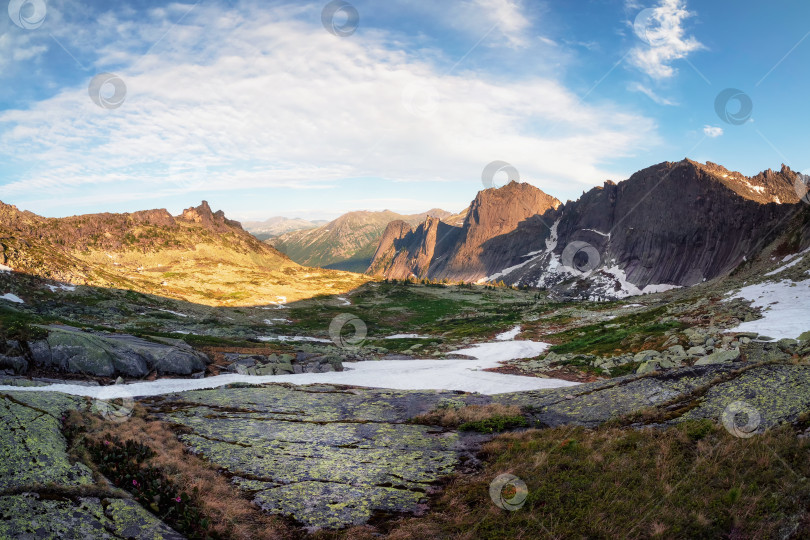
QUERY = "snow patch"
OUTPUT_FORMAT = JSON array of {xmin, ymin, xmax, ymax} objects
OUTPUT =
[
  {"xmin": 264, "ymin": 318, "xmax": 291, "ymax": 325},
  {"xmin": 336, "ymin": 296, "xmax": 351, "ymax": 306},
  {"xmin": 157, "ymin": 308, "xmax": 188, "ymax": 318},
  {"xmin": 765, "ymin": 248, "xmax": 809, "ymax": 276},
  {"xmin": 495, "ymin": 325, "xmax": 521, "ymax": 341},
  {"xmin": 0, "ymin": 293, "xmax": 24, "ymax": 304},
  {"xmin": 46, "ymin": 284, "xmax": 77, "ymax": 292},
  {"xmin": 257, "ymin": 335, "xmax": 332, "ymax": 343},
  {"xmin": 724, "ymin": 279, "xmax": 810, "ymax": 340},
  {"xmin": 0, "ymin": 264, "xmax": 13, "ymax": 273},
  {"xmin": 582, "ymin": 228, "xmax": 611, "ymax": 239},
  {"xmin": 384, "ymin": 334, "xmax": 430, "ymax": 339},
  {"xmin": 0, "ymin": 340, "xmax": 577, "ymax": 396}
]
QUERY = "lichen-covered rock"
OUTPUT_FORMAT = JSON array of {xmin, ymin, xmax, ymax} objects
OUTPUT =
[
  {"xmin": 0, "ymin": 494, "xmax": 183, "ymax": 539},
  {"xmin": 0, "ymin": 392, "xmax": 94, "ymax": 491},
  {"xmin": 146, "ymin": 385, "xmax": 487, "ymax": 529},
  {"xmin": 694, "ymin": 349, "xmax": 740, "ymax": 366}
]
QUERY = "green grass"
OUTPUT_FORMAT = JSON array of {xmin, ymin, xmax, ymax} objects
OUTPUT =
[
  {"xmin": 459, "ymin": 415, "xmax": 529, "ymax": 433},
  {"xmin": 547, "ymin": 306, "xmax": 683, "ymax": 355},
  {"xmin": 332, "ymin": 421, "xmax": 810, "ymax": 539}
]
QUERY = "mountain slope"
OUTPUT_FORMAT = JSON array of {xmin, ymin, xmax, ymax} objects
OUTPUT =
[
  {"xmin": 489, "ymin": 159, "xmax": 804, "ymax": 299},
  {"xmin": 368, "ymin": 181, "xmax": 562, "ymax": 281},
  {"xmin": 0, "ymin": 201, "xmax": 367, "ymax": 306},
  {"xmin": 367, "ymin": 159, "xmax": 806, "ymax": 299},
  {"xmin": 270, "ymin": 209, "xmax": 452, "ymax": 272}
]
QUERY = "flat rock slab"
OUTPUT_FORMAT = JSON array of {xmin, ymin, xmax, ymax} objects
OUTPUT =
[
  {"xmin": 145, "ymin": 384, "xmax": 489, "ymax": 529},
  {"xmin": 675, "ymin": 363, "xmax": 810, "ymax": 430},
  {"xmin": 0, "ymin": 392, "xmax": 93, "ymax": 491},
  {"xmin": 0, "ymin": 494, "xmax": 183, "ymax": 540},
  {"xmin": 0, "ymin": 391, "xmax": 182, "ymax": 539},
  {"xmin": 497, "ymin": 363, "xmax": 810, "ymax": 431}
]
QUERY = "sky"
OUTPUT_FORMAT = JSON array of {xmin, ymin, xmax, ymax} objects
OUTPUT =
[{"xmin": 1, "ymin": 0, "xmax": 809, "ymax": 221}]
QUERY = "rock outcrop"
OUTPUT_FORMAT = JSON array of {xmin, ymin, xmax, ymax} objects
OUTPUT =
[
  {"xmin": 368, "ymin": 181, "xmax": 561, "ymax": 281},
  {"xmin": 28, "ymin": 326, "xmax": 210, "ymax": 378}
]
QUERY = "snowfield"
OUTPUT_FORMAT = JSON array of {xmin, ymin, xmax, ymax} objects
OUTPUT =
[
  {"xmin": 0, "ymin": 339, "xmax": 577, "ymax": 398},
  {"xmin": 725, "ymin": 279, "xmax": 810, "ymax": 340}
]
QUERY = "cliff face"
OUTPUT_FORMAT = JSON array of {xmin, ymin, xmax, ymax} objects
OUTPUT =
[
  {"xmin": 368, "ymin": 181, "xmax": 561, "ymax": 281},
  {"xmin": 368, "ymin": 160, "xmax": 806, "ymax": 299}
]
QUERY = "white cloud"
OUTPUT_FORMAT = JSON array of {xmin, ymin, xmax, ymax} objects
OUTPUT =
[
  {"xmin": 0, "ymin": 2, "xmax": 657, "ymax": 211},
  {"xmin": 473, "ymin": 0, "xmax": 531, "ymax": 48},
  {"xmin": 629, "ymin": 0, "xmax": 704, "ymax": 79},
  {"xmin": 627, "ymin": 82, "xmax": 676, "ymax": 105},
  {"xmin": 703, "ymin": 125, "xmax": 723, "ymax": 138}
]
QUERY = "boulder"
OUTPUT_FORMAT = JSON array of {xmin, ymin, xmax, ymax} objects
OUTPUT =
[
  {"xmin": 29, "ymin": 326, "xmax": 209, "ymax": 378},
  {"xmin": 667, "ymin": 345, "xmax": 686, "ymax": 357},
  {"xmin": 687, "ymin": 346, "xmax": 706, "ymax": 356},
  {"xmin": 634, "ymin": 350, "xmax": 660, "ymax": 363},
  {"xmin": 694, "ymin": 349, "xmax": 740, "ymax": 366},
  {"xmin": 0, "ymin": 355, "xmax": 27, "ymax": 375},
  {"xmin": 777, "ymin": 338, "xmax": 799, "ymax": 354}
]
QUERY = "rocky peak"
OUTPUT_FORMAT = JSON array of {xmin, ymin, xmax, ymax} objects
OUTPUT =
[{"xmin": 179, "ymin": 201, "xmax": 242, "ymax": 231}]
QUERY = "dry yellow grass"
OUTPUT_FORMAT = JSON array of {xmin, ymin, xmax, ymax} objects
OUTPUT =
[
  {"xmin": 66, "ymin": 406, "xmax": 296, "ymax": 540},
  {"xmin": 411, "ymin": 403, "xmax": 523, "ymax": 428}
]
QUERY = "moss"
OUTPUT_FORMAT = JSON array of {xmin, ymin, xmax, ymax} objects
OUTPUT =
[{"xmin": 459, "ymin": 415, "xmax": 528, "ymax": 433}]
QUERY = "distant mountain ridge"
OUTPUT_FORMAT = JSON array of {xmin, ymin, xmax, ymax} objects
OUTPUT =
[
  {"xmin": 242, "ymin": 217, "xmax": 328, "ymax": 241},
  {"xmin": 368, "ymin": 159, "xmax": 809, "ymax": 299},
  {"xmin": 270, "ymin": 208, "xmax": 454, "ymax": 273}
]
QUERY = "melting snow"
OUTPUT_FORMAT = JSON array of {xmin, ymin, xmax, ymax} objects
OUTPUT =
[
  {"xmin": 0, "ymin": 339, "xmax": 576, "ymax": 396},
  {"xmin": 46, "ymin": 284, "xmax": 77, "ymax": 292},
  {"xmin": 724, "ymin": 279, "xmax": 810, "ymax": 340},
  {"xmin": 264, "ymin": 318, "xmax": 291, "ymax": 325},
  {"xmin": 157, "ymin": 308, "xmax": 188, "ymax": 318},
  {"xmin": 336, "ymin": 296, "xmax": 351, "ymax": 306},
  {"xmin": 384, "ymin": 334, "xmax": 430, "ymax": 339},
  {"xmin": 257, "ymin": 335, "xmax": 332, "ymax": 343},
  {"xmin": 0, "ymin": 265, "xmax": 13, "ymax": 273},
  {"xmin": 582, "ymin": 228, "xmax": 611, "ymax": 238},
  {"xmin": 765, "ymin": 248, "xmax": 809, "ymax": 277},
  {"xmin": 495, "ymin": 325, "xmax": 521, "ymax": 341},
  {"xmin": 0, "ymin": 293, "xmax": 23, "ymax": 304}
]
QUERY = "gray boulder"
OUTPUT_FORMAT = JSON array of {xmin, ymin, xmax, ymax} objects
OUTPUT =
[
  {"xmin": 694, "ymin": 349, "xmax": 740, "ymax": 366},
  {"xmin": 29, "ymin": 326, "xmax": 209, "ymax": 378},
  {"xmin": 0, "ymin": 355, "xmax": 28, "ymax": 375}
]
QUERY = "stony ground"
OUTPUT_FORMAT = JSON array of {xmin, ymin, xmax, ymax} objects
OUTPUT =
[{"xmin": 1, "ymin": 253, "xmax": 809, "ymax": 536}]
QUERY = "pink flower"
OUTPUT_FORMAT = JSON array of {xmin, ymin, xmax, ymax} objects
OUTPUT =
[
  {"xmin": 103, "ymin": 440, "xmax": 110, "ymax": 446},
  {"xmin": 132, "ymin": 479, "xmax": 139, "ymax": 487},
  {"xmin": 174, "ymin": 497, "xmax": 182, "ymax": 503}
]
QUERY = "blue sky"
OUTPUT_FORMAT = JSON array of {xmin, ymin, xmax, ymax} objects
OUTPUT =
[{"xmin": 1, "ymin": 0, "xmax": 809, "ymax": 221}]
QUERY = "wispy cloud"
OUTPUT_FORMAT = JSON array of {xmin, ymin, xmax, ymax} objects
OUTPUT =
[
  {"xmin": 627, "ymin": 82, "xmax": 676, "ymax": 105},
  {"xmin": 703, "ymin": 125, "xmax": 723, "ymax": 138},
  {"xmin": 628, "ymin": 0, "xmax": 704, "ymax": 79},
  {"xmin": 0, "ymin": 1, "xmax": 657, "ymax": 212}
]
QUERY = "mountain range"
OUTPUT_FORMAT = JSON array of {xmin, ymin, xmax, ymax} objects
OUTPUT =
[
  {"xmin": 2, "ymin": 158, "xmax": 808, "ymax": 303},
  {"xmin": 269, "ymin": 209, "xmax": 454, "ymax": 272},
  {"xmin": 368, "ymin": 159, "xmax": 810, "ymax": 299},
  {"xmin": 241, "ymin": 217, "xmax": 328, "ymax": 241}
]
